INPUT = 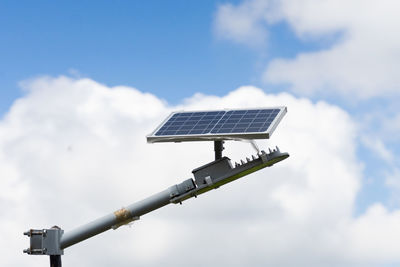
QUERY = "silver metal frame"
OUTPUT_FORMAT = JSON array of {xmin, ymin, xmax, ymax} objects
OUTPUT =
[{"xmin": 147, "ymin": 107, "xmax": 287, "ymax": 143}]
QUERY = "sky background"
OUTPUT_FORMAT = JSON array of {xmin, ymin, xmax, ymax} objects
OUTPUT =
[{"xmin": 1, "ymin": 1, "xmax": 400, "ymax": 266}]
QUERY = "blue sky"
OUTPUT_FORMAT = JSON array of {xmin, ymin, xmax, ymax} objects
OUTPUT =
[
  {"xmin": 1, "ymin": 0, "xmax": 395, "ymax": 210},
  {"xmin": 1, "ymin": 1, "xmax": 400, "ymax": 266},
  {"xmin": 0, "ymin": 0, "xmax": 328, "ymax": 113},
  {"xmin": 0, "ymin": 0, "xmax": 254, "ymax": 110}
]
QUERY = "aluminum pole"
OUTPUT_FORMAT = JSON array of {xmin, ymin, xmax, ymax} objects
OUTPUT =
[
  {"xmin": 24, "ymin": 147, "xmax": 289, "ymax": 261},
  {"xmin": 60, "ymin": 188, "xmax": 172, "ymax": 249}
]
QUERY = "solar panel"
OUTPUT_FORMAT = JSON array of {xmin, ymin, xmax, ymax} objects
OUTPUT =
[{"xmin": 147, "ymin": 107, "xmax": 287, "ymax": 143}]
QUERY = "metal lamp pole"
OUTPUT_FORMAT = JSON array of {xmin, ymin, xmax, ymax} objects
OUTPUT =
[{"xmin": 24, "ymin": 145, "xmax": 289, "ymax": 267}]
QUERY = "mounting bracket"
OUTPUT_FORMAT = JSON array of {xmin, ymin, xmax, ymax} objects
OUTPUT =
[{"xmin": 23, "ymin": 228, "xmax": 64, "ymax": 256}]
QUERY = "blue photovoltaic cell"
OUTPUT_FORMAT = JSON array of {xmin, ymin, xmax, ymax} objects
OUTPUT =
[{"xmin": 154, "ymin": 109, "xmax": 281, "ymax": 136}]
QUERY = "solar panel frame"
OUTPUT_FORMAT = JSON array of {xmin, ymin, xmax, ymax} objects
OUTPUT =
[{"xmin": 147, "ymin": 107, "xmax": 287, "ymax": 143}]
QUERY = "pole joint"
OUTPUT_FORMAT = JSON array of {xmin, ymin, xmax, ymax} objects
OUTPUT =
[{"xmin": 23, "ymin": 227, "xmax": 64, "ymax": 256}]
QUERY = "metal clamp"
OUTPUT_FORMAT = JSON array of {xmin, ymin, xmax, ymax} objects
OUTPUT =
[{"xmin": 23, "ymin": 228, "xmax": 64, "ymax": 255}]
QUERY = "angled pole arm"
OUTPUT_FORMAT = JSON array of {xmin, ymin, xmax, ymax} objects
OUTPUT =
[
  {"xmin": 23, "ymin": 146, "xmax": 289, "ymax": 267},
  {"xmin": 60, "ymin": 146, "xmax": 288, "ymax": 249},
  {"xmin": 61, "ymin": 180, "xmax": 195, "ymax": 249}
]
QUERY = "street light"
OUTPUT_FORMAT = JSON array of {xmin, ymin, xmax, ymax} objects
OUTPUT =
[{"xmin": 23, "ymin": 107, "xmax": 290, "ymax": 267}]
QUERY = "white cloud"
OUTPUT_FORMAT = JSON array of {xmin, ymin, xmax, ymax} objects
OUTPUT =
[
  {"xmin": 386, "ymin": 168, "xmax": 400, "ymax": 189},
  {"xmin": 215, "ymin": 0, "xmax": 400, "ymax": 99},
  {"xmin": 381, "ymin": 113, "xmax": 400, "ymax": 142},
  {"xmin": 1, "ymin": 76, "xmax": 400, "ymax": 266},
  {"xmin": 345, "ymin": 203, "xmax": 400, "ymax": 263},
  {"xmin": 213, "ymin": 0, "xmax": 271, "ymax": 47},
  {"xmin": 384, "ymin": 168, "xmax": 400, "ymax": 207},
  {"xmin": 360, "ymin": 135, "xmax": 394, "ymax": 163}
]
